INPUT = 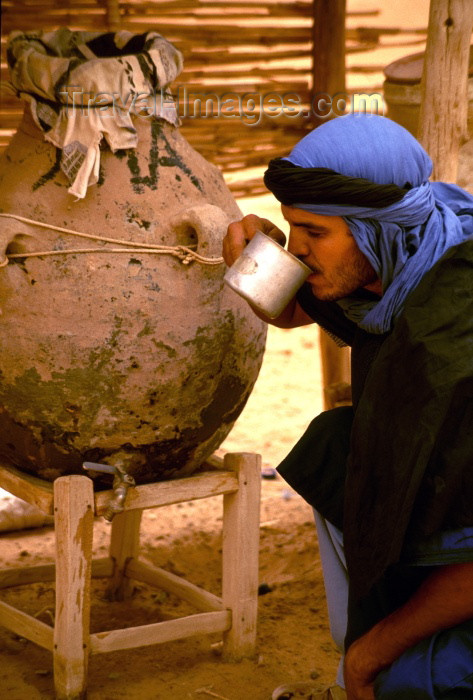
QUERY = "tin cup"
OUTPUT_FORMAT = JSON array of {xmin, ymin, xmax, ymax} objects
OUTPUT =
[{"xmin": 223, "ymin": 231, "xmax": 312, "ymax": 318}]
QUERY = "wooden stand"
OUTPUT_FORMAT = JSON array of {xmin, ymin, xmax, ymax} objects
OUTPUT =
[{"xmin": 0, "ymin": 452, "xmax": 261, "ymax": 700}]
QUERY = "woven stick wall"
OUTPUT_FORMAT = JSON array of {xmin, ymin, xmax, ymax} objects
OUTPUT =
[{"xmin": 1, "ymin": 1, "xmax": 426, "ymax": 197}]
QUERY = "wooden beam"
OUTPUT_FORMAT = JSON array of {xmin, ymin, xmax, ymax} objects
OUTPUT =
[
  {"xmin": 126, "ymin": 559, "xmax": 224, "ymax": 612},
  {"xmin": 318, "ymin": 332, "xmax": 351, "ymax": 410},
  {"xmin": 0, "ymin": 599, "xmax": 54, "ymax": 650},
  {"xmin": 222, "ymin": 452, "xmax": 261, "ymax": 661},
  {"xmin": 107, "ymin": 509, "xmax": 142, "ymax": 601},
  {"xmin": 0, "ymin": 462, "xmax": 53, "ymax": 515},
  {"xmin": 89, "ymin": 610, "xmax": 231, "ymax": 654},
  {"xmin": 418, "ymin": 0, "xmax": 473, "ymax": 181},
  {"xmin": 94, "ymin": 469, "xmax": 238, "ymax": 515},
  {"xmin": 310, "ymin": 1, "xmax": 352, "ymax": 401},
  {"xmin": 53, "ymin": 476, "xmax": 94, "ymax": 700},
  {"xmin": 0, "ymin": 557, "xmax": 113, "ymax": 590},
  {"xmin": 311, "ymin": 0, "xmax": 347, "ymax": 120},
  {"xmin": 0, "ymin": 562, "xmax": 56, "ymax": 589},
  {"xmin": 106, "ymin": 0, "xmax": 121, "ymax": 31}
]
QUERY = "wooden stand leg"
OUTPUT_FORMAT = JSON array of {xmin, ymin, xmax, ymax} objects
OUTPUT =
[
  {"xmin": 222, "ymin": 452, "xmax": 261, "ymax": 661},
  {"xmin": 53, "ymin": 476, "xmax": 94, "ymax": 700},
  {"xmin": 318, "ymin": 331, "xmax": 351, "ymax": 410},
  {"xmin": 107, "ymin": 509, "xmax": 142, "ymax": 601}
]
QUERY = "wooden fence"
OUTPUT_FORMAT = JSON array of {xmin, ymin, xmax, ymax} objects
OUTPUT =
[{"xmin": 1, "ymin": 1, "xmax": 426, "ymax": 197}]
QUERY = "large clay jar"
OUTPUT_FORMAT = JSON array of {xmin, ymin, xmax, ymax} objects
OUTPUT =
[{"xmin": 0, "ymin": 31, "xmax": 266, "ymax": 483}]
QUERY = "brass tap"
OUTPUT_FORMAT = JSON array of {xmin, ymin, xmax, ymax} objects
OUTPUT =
[{"xmin": 83, "ymin": 461, "xmax": 136, "ymax": 521}]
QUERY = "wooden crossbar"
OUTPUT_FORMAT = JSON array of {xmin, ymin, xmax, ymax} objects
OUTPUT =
[
  {"xmin": 0, "ymin": 461, "xmax": 53, "ymax": 515},
  {"xmin": 126, "ymin": 559, "xmax": 224, "ymax": 612},
  {"xmin": 89, "ymin": 610, "xmax": 232, "ymax": 655},
  {"xmin": 0, "ymin": 557, "xmax": 114, "ymax": 590},
  {"xmin": 0, "ymin": 599, "xmax": 54, "ymax": 650},
  {"xmin": 95, "ymin": 469, "xmax": 239, "ymax": 515}
]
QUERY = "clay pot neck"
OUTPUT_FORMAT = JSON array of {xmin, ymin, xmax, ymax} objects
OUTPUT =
[
  {"xmin": 18, "ymin": 105, "xmax": 43, "ymax": 140},
  {"xmin": 17, "ymin": 104, "xmax": 176, "ymax": 145}
]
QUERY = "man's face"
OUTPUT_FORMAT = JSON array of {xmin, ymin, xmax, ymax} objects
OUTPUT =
[{"xmin": 281, "ymin": 205, "xmax": 380, "ymax": 301}]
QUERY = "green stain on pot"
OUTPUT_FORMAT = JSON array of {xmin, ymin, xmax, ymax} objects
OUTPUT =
[
  {"xmin": 183, "ymin": 313, "xmax": 235, "ymax": 354},
  {"xmin": 158, "ymin": 126, "xmax": 202, "ymax": 192},
  {"xmin": 32, "ymin": 148, "xmax": 62, "ymax": 191},
  {"xmin": 126, "ymin": 120, "xmax": 202, "ymax": 194},
  {"xmin": 0, "ymin": 361, "xmax": 125, "ymax": 432},
  {"xmin": 151, "ymin": 340, "xmax": 177, "ymax": 358},
  {"xmin": 0, "ymin": 316, "xmax": 129, "ymax": 438},
  {"xmin": 137, "ymin": 320, "xmax": 153, "ymax": 337}
]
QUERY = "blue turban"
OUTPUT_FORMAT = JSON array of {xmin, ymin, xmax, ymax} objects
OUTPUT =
[{"xmin": 268, "ymin": 114, "xmax": 473, "ymax": 334}]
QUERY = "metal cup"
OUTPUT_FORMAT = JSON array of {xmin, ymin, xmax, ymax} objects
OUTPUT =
[{"xmin": 223, "ymin": 231, "xmax": 312, "ymax": 318}]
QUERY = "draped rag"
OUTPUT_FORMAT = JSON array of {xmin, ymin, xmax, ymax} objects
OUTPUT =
[
  {"xmin": 263, "ymin": 114, "xmax": 473, "ymax": 333},
  {"xmin": 7, "ymin": 28, "xmax": 183, "ymax": 199}
]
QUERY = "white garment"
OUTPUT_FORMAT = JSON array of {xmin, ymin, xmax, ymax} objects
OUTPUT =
[
  {"xmin": 7, "ymin": 28, "xmax": 183, "ymax": 199},
  {"xmin": 0, "ymin": 488, "xmax": 54, "ymax": 532},
  {"xmin": 314, "ymin": 510, "xmax": 348, "ymax": 689}
]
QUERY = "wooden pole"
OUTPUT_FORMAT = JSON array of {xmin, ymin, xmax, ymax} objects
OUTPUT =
[
  {"xmin": 418, "ymin": 0, "xmax": 473, "ymax": 182},
  {"xmin": 53, "ymin": 476, "xmax": 94, "ymax": 700},
  {"xmin": 222, "ymin": 452, "xmax": 261, "ymax": 661},
  {"xmin": 106, "ymin": 0, "xmax": 121, "ymax": 32},
  {"xmin": 318, "ymin": 332, "xmax": 352, "ymax": 410},
  {"xmin": 107, "ymin": 509, "xmax": 142, "ymax": 601},
  {"xmin": 311, "ymin": 0, "xmax": 347, "ymax": 122},
  {"xmin": 311, "ymin": 1, "xmax": 350, "ymax": 406}
]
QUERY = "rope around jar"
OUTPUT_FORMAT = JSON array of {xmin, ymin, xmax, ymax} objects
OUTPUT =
[{"xmin": 0, "ymin": 213, "xmax": 225, "ymax": 268}]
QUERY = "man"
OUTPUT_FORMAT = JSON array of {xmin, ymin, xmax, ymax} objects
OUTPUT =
[{"xmin": 222, "ymin": 114, "xmax": 473, "ymax": 700}]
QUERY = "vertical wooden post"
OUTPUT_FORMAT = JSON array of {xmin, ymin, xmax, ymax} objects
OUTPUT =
[
  {"xmin": 106, "ymin": 0, "xmax": 121, "ymax": 32},
  {"xmin": 53, "ymin": 475, "xmax": 94, "ymax": 700},
  {"xmin": 311, "ymin": 0, "xmax": 347, "ymax": 122},
  {"xmin": 418, "ymin": 0, "xmax": 473, "ymax": 181},
  {"xmin": 318, "ymin": 332, "xmax": 351, "ymax": 410},
  {"xmin": 222, "ymin": 452, "xmax": 261, "ymax": 661},
  {"xmin": 107, "ymin": 509, "xmax": 142, "ymax": 601},
  {"xmin": 312, "ymin": 1, "xmax": 350, "ymax": 397}
]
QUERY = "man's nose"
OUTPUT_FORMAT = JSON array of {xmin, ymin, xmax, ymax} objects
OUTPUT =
[{"xmin": 288, "ymin": 231, "xmax": 310, "ymax": 259}]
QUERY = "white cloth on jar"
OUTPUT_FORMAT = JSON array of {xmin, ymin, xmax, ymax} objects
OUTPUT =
[{"xmin": 7, "ymin": 28, "xmax": 183, "ymax": 199}]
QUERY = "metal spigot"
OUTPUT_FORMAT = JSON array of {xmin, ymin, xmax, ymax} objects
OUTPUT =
[{"xmin": 83, "ymin": 461, "xmax": 136, "ymax": 522}]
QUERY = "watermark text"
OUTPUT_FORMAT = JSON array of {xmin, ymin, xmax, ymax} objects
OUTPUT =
[{"xmin": 58, "ymin": 85, "xmax": 385, "ymax": 126}]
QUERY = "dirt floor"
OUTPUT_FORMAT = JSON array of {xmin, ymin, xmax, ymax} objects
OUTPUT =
[{"xmin": 0, "ymin": 321, "xmax": 339, "ymax": 700}]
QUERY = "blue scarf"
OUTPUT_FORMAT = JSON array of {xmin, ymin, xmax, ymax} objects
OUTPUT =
[{"xmin": 285, "ymin": 114, "xmax": 473, "ymax": 334}]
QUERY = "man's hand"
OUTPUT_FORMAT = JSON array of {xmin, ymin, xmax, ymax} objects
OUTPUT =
[
  {"xmin": 222, "ymin": 213, "xmax": 313, "ymax": 329},
  {"xmin": 343, "ymin": 561, "xmax": 473, "ymax": 699},
  {"xmin": 343, "ymin": 635, "xmax": 378, "ymax": 700},
  {"xmin": 222, "ymin": 214, "xmax": 286, "ymax": 267}
]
